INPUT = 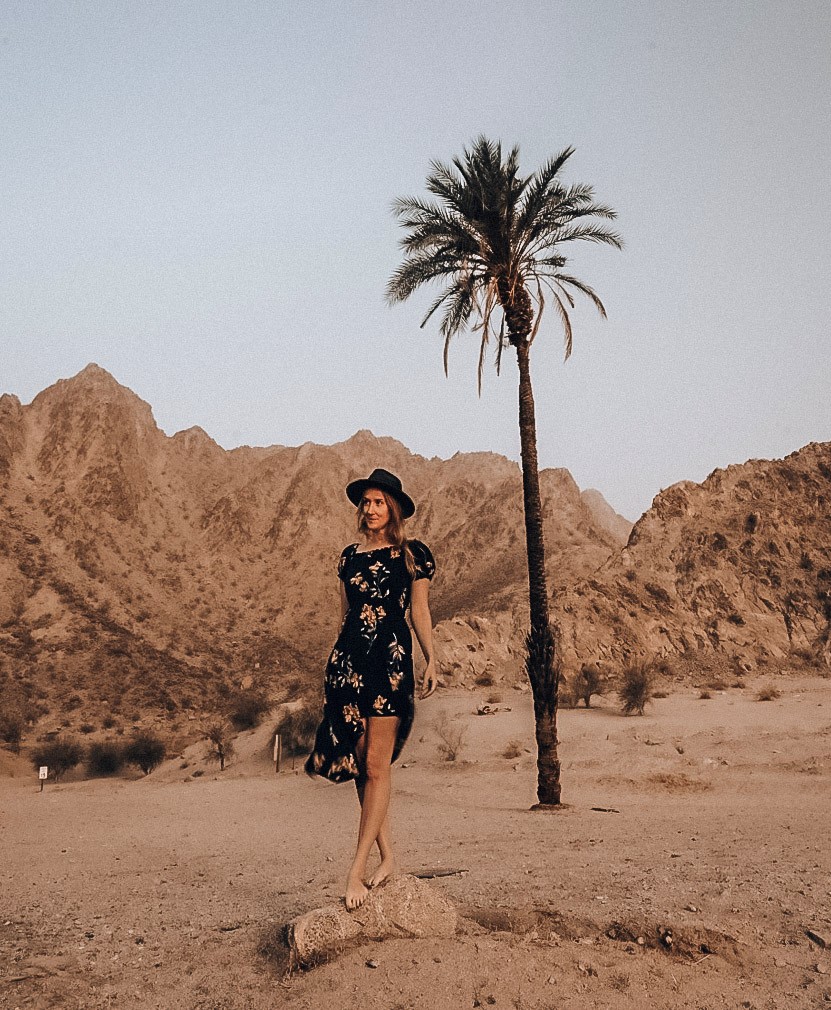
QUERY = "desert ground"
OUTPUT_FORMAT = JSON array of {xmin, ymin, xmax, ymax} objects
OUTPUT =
[{"xmin": 2, "ymin": 676, "xmax": 830, "ymax": 1010}]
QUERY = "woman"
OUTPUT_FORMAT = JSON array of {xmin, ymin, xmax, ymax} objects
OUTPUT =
[{"xmin": 305, "ymin": 468, "xmax": 437, "ymax": 909}]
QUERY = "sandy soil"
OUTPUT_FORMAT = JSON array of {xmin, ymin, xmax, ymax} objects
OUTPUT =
[{"xmin": 2, "ymin": 678, "xmax": 830, "ymax": 1010}]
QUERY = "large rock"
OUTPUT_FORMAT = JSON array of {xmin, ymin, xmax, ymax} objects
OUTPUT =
[{"xmin": 286, "ymin": 873, "xmax": 458, "ymax": 965}]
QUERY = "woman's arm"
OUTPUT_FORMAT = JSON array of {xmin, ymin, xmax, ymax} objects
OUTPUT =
[{"xmin": 410, "ymin": 578, "xmax": 437, "ymax": 698}]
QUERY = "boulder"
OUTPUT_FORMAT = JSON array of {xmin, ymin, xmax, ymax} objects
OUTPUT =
[{"xmin": 286, "ymin": 873, "xmax": 458, "ymax": 965}]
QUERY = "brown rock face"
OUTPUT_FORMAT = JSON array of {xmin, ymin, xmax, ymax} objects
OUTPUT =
[
  {"xmin": 556, "ymin": 443, "xmax": 831, "ymax": 676},
  {"xmin": 0, "ymin": 366, "xmax": 629, "ymax": 734}
]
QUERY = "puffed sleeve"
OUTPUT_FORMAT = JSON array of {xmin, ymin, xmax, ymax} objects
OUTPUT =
[
  {"xmin": 337, "ymin": 545, "xmax": 352, "ymax": 581},
  {"xmin": 411, "ymin": 540, "xmax": 435, "ymax": 581}
]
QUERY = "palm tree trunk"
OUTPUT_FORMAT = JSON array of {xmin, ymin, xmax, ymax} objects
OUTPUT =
[{"xmin": 515, "ymin": 340, "xmax": 562, "ymax": 806}]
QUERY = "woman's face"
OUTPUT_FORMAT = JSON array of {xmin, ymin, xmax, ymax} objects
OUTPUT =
[{"xmin": 361, "ymin": 487, "xmax": 390, "ymax": 533}]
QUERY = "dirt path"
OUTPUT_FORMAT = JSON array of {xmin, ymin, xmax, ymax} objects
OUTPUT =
[{"xmin": 2, "ymin": 678, "xmax": 830, "ymax": 1009}]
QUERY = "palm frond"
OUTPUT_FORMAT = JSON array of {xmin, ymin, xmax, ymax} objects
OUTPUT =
[{"xmin": 388, "ymin": 135, "xmax": 621, "ymax": 378}]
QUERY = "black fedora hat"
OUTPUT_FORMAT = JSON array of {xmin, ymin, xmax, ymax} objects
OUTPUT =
[{"xmin": 346, "ymin": 468, "xmax": 415, "ymax": 518}]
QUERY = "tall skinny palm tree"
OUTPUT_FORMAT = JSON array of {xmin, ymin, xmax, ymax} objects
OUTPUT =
[{"xmin": 387, "ymin": 137, "xmax": 621, "ymax": 806}]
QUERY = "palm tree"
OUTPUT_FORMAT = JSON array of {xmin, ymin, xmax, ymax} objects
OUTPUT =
[{"xmin": 387, "ymin": 137, "xmax": 621, "ymax": 806}]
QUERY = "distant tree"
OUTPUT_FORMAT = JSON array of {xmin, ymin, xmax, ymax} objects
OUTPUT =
[
  {"xmin": 388, "ymin": 137, "xmax": 621, "ymax": 804},
  {"xmin": 124, "ymin": 731, "xmax": 167, "ymax": 775},
  {"xmin": 31, "ymin": 737, "xmax": 84, "ymax": 780},
  {"xmin": 205, "ymin": 721, "xmax": 234, "ymax": 771},
  {"xmin": 87, "ymin": 740, "xmax": 126, "ymax": 776}
]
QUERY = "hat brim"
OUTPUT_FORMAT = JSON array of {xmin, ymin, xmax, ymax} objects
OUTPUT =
[{"xmin": 346, "ymin": 479, "xmax": 415, "ymax": 519}]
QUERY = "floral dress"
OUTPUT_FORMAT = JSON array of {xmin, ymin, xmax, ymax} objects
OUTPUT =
[{"xmin": 305, "ymin": 539, "xmax": 435, "ymax": 783}]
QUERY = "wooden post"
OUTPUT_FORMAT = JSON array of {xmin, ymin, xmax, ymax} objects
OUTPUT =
[{"xmin": 273, "ymin": 733, "xmax": 282, "ymax": 774}]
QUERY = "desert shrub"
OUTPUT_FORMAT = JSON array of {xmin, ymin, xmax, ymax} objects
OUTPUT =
[
  {"xmin": 87, "ymin": 740, "xmax": 125, "ymax": 776},
  {"xmin": 558, "ymin": 678, "xmax": 579, "ymax": 709},
  {"xmin": 618, "ymin": 660, "xmax": 655, "ymax": 716},
  {"xmin": 274, "ymin": 701, "xmax": 319, "ymax": 756},
  {"xmin": 756, "ymin": 685, "xmax": 781, "ymax": 702},
  {"xmin": 575, "ymin": 663, "xmax": 605, "ymax": 708},
  {"xmin": 698, "ymin": 690, "xmax": 712, "ymax": 700},
  {"xmin": 79, "ymin": 723, "xmax": 96, "ymax": 734},
  {"xmin": 102, "ymin": 714, "xmax": 118, "ymax": 729},
  {"xmin": 205, "ymin": 721, "xmax": 234, "ymax": 770},
  {"xmin": 124, "ymin": 731, "xmax": 167, "ymax": 775},
  {"xmin": 31, "ymin": 737, "xmax": 84, "ymax": 780},
  {"xmin": 474, "ymin": 671, "xmax": 495, "ymax": 687},
  {"xmin": 0, "ymin": 708, "xmax": 25, "ymax": 752},
  {"xmin": 485, "ymin": 692, "xmax": 502, "ymax": 705},
  {"xmin": 502, "ymin": 739, "xmax": 523, "ymax": 760},
  {"xmin": 434, "ymin": 712, "xmax": 467, "ymax": 762},
  {"xmin": 229, "ymin": 689, "xmax": 270, "ymax": 730}
]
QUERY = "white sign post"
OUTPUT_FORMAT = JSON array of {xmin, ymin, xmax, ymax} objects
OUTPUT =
[
  {"xmin": 39, "ymin": 766, "xmax": 48, "ymax": 792},
  {"xmin": 273, "ymin": 734, "xmax": 281, "ymax": 774}
]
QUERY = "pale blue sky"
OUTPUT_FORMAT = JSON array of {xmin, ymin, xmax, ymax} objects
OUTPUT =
[{"xmin": 2, "ymin": 1, "xmax": 829, "ymax": 519}]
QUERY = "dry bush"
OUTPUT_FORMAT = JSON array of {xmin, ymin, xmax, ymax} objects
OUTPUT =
[
  {"xmin": 474, "ymin": 671, "xmax": 495, "ymax": 687},
  {"xmin": 0, "ymin": 708, "xmax": 24, "ymax": 752},
  {"xmin": 502, "ymin": 739, "xmax": 523, "ymax": 760},
  {"xmin": 31, "ymin": 737, "xmax": 83, "ymax": 780},
  {"xmin": 756, "ymin": 685, "xmax": 781, "ymax": 702},
  {"xmin": 229, "ymin": 689, "xmax": 270, "ymax": 730},
  {"xmin": 124, "ymin": 731, "xmax": 167, "ymax": 775},
  {"xmin": 558, "ymin": 678, "xmax": 579, "ymax": 709},
  {"xmin": 434, "ymin": 712, "xmax": 467, "ymax": 762},
  {"xmin": 274, "ymin": 701, "xmax": 320, "ymax": 755},
  {"xmin": 205, "ymin": 721, "xmax": 234, "ymax": 770},
  {"xmin": 698, "ymin": 690, "xmax": 712, "ymax": 700},
  {"xmin": 575, "ymin": 663, "xmax": 605, "ymax": 708},
  {"xmin": 87, "ymin": 740, "xmax": 125, "ymax": 777},
  {"xmin": 618, "ymin": 660, "xmax": 655, "ymax": 716}
]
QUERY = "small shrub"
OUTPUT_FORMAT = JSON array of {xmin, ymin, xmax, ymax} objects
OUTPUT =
[
  {"xmin": 756, "ymin": 685, "xmax": 781, "ymax": 702},
  {"xmin": 79, "ymin": 723, "xmax": 96, "ymax": 734},
  {"xmin": 274, "ymin": 701, "xmax": 319, "ymax": 756},
  {"xmin": 102, "ymin": 715, "xmax": 118, "ymax": 730},
  {"xmin": 558, "ymin": 678, "xmax": 579, "ymax": 709},
  {"xmin": 698, "ymin": 690, "xmax": 712, "ymax": 700},
  {"xmin": 124, "ymin": 731, "xmax": 167, "ymax": 775},
  {"xmin": 0, "ymin": 708, "xmax": 25, "ymax": 752},
  {"xmin": 229, "ymin": 690, "xmax": 270, "ymax": 730},
  {"xmin": 502, "ymin": 739, "xmax": 523, "ymax": 760},
  {"xmin": 434, "ymin": 712, "xmax": 467, "ymax": 762},
  {"xmin": 485, "ymin": 692, "xmax": 502, "ymax": 705},
  {"xmin": 31, "ymin": 736, "xmax": 84, "ymax": 780},
  {"xmin": 619, "ymin": 660, "xmax": 655, "ymax": 716},
  {"xmin": 87, "ymin": 740, "xmax": 125, "ymax": 776},
  {"xmin": 205, "ymin": 721, "xmax": 234, "ymax": 771},
  {"xmin": 474, "ymin": 671, "xmax": 495, "ymax": 688},
  {"xmin": 575, "ymin": 664, "xmax": 605, "ymax": 708}
]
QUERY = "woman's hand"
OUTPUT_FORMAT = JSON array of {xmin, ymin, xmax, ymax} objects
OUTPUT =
[{"xmin": 420, "ymin": 658, "xmax": 438, "ymax": 699}]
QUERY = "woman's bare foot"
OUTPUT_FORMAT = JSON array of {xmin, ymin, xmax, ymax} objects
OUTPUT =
[
  {"xmin": 367, "ymin": 858, "xmax": 397, "ymax": 888},
  {"xmin": 344, "ymin": 871, "xmax": 369, "ymax": 910}
]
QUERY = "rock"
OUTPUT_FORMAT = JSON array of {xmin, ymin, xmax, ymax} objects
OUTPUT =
[
  {"xmin": 286, "ymin": 874, "xmax": 458, "ymax": 965},
  {"xmin": 807, "ymin": 930, "xmax": 829, "ymax": 949}
]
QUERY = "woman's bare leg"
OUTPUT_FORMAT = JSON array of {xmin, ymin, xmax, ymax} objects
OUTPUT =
[{"xmin": 345, "ymin": 716, "xmax": 399, "ymax": 909}]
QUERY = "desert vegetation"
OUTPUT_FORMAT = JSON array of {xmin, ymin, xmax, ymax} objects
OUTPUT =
[{"xmin": 618, "ymin": 660, "xmax": 656, "ymax": 716}]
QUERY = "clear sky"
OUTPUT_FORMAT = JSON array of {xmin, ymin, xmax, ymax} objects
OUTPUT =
[{"xmin": 2, "ymin": 1, "xmax": 829, "ymax": 519}]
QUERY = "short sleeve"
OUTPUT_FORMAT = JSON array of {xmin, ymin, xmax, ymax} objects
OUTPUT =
[
  {"xmin": 411, "ymin": 540, "xmax": 435, "ymax": 581},
  {"xmin": 337, "ymin": 545, "xmax": 354, "ymax": 582}
]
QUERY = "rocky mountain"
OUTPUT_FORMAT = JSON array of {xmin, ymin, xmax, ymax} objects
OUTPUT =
[
  {"xmin": 555, "ymin": 442, "xmax": 831, "ymax": 678},
  {"xmin": 0, "ymin": 364, "xmax": 630, "ymax": 738}
]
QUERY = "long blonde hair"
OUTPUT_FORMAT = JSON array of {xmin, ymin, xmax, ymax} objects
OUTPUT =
[{"xmin": 357, "ymin": 489, "xmax": 416, "ymax": 578}]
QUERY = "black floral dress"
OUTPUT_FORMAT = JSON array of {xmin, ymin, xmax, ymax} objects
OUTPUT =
[{"xmin": 305, "ymin": 539, "xmax": 435, "ymax": 783}]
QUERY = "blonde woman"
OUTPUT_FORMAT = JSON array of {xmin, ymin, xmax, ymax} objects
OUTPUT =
[{"xmin": 306, "ymin": 468, "xmax": 436, "ymax": 909}]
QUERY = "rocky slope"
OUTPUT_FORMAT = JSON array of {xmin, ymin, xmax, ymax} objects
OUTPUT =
[
  {"xmin": 0, "ymin": 365, "xmax": 629, "ymax": 738},
  {"xmin": 555, "ymin": 442, "xmax": 831, "ymax": 677}
]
